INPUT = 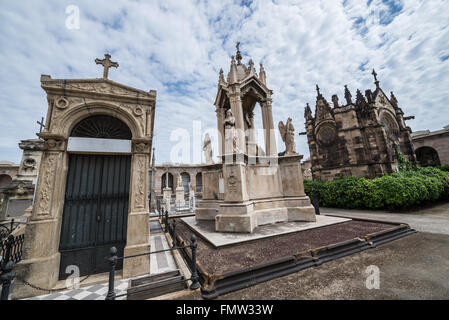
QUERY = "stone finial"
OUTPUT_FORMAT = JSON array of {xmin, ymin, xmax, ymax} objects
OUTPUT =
[
  {"xmin": 219, "ymin": 68, "xmax": 225, "ymax": 83},
  {"xmin": 229, "ymin": 56, "xmax": 238, "ymax": 83},
  {"xmin": 331, "ymin": 95, "xmax": 339, "ymax": 108},
  {"xmin": 236, "ymin": 42, "xmax": 242, "ymax": 65},
  {"xmin": 305, "ymin": 103, "xmax": 313, "ymax": 120},
  {"xmin": 390, "ymin": 91, "xmax": 398, "ymax": 108},
  {"xmin": 356, "ymin": 89, "xmax": 366, "ymax": 104},
  {"xmin": 248, "ymin": 59, "xmax": 256, "ymax": 76},
  {"xmin": 344, "ymin": 85, "xmax": 352, "ymax": 105},
  {"xmin": 95, "ymin": 53, "xmax": 119, "ymax": 79},
  {"xmin": 259, "ymin": 63, "xmax": 266, "ymax": 85},
  {"xmin": 365, "ymin": 89, "xmax": 373, "ymax": 103}
]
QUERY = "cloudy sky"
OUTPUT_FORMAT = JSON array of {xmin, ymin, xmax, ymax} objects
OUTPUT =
[{"xmin": 0, "ymin": 0, "xmax": 448, "ymax": 164}]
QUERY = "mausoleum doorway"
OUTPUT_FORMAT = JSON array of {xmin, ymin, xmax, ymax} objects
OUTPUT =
[{"xmin": 58, "ymin": 115, "xmax": 132, "ymax": 279}]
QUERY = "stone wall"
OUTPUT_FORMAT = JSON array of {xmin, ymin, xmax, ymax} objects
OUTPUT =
[{"xmin": 412, "ymin": 125, "xmax": 449, "ymax": 166}]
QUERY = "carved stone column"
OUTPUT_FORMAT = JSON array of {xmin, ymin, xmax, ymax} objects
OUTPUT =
[
  {"xmin": 14, "ymin": 134, "xmax": 67, "ymax": 298},
  {"xmin": 123, "ymin": 139, "xmax": 151, "ymax": 278},
  {"xmin": 215, "ymin": 107, "xmax": 225, "ymax": 157},
  {"xmin": 261, "ymin": 98, "xmax": 277, "ymax": 156},
  {"xmin": 228, "ymin": 88, "xmax": 246, "ymax": 155}
]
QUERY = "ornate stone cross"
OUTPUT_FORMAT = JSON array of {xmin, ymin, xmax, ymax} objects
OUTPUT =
[
  {"xmin": 95, "ymin": 53, "xmax": 119, "ymax": 79},
  {"xmin": 372, "ymin": 69, "xmax": 378, "ymax": 82},
  {"xmin": 37, "ymin": 117, "xmax": 45, "ymax": 133}
]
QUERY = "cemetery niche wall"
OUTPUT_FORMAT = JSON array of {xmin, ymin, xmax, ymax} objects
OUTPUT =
[
  {"xmin": 196, "ymin": 44, "xmax": 316, "ymax": 233},
  {"xmin": 14, "ymin": 55, "xmax": 156, "ymax": 299}
]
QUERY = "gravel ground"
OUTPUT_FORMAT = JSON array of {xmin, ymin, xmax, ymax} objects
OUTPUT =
[
  {"xmin": 216, "ymin": 232, "xmax": 449, "ymax": 300},
  {"xmin": 177, "ymin": 220, "xmax": 395, "ymax": 275}
]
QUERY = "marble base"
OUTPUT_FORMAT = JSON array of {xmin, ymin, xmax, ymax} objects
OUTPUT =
[{"xmin": 182, "ymin": 215, "xmax": 351, "ymax": 248}]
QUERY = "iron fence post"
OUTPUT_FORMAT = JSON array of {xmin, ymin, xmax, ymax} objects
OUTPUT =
[
  {"xmin": 105, "ymin": 247, "xmax": 117, "ymax": 300},
  {"xmin": 164, "ymin": 210, "xmax": 169, "ymax": 232},
  {"xmin": 189, "ymin": 234, "xmax": 200, "ymax": 290},
  {"xmin": 0, "ymin": 260, "xmax": 15, "ymax": 300},
  {"xmin": 4, "ymin": 235, "xmax": 14, "ymax": 263},
  {"xmin": 312, "ymin": 194, "xmax": 320, "ymax": 215},
  {"xmin": 172, "ymin": 220, "xmax": 177, "ymax": 248}
]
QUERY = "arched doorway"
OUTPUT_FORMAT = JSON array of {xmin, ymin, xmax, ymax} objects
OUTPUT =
[
  {"xmin": 0, "ymin": 174, "xmax": 12, "ymax": 189},
  {"xmin": 0, "ymin": 174, "xmax": 12, "ymax": 201},
  {"xmin": 195, "ymin": 173, "xmax": 202, "ymax": 193},
  {"xmin": 161, "ymin": 172, "xmax": 174, "ymax": 192},
  {"xmin": 181, "ymin": 172, "xmax": 190, "ymax": 193},
  {"xmin": 416, "ymin": 146, "xmax": 441, "ymax": 167},
  {"xmin": 59, "ymin": 115, "xmax": 133, "ymax": 279}
]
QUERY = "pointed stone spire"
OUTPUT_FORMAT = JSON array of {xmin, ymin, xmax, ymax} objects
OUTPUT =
[
  {"xmin": 259, "ymin": 63, "xmax": 266, "ymax": 85},
  {"xmin": 151, "ymin": 148, "xmax": 155, "ymax": 168},
  {"xmin": 219, "ymin": 68, "xmax": 225, "ymax": 84},
  {"xmin": 316, "ymin": 84, "xmax": 322, "ymax": 98},
  {"xmin": 229, "ymin": 56, "xmax": 238, "ymax": 84},
  {"xmin": 356, "ymin": 89, "xmax": 366, "ymax": 105},
  {"xmin": 390, "ymin": 91, "xmax": 398, "ymax": 108},
  {"xmin": 344, "ymin": 85, "xmax": 352, "ymax": 105},
  {"xmin": 372, "ymin": 68, "xmax": 380, "ymax": 88},
  {"xmin": 236, "ymin": 42, "xmax": 242, "ymax": 65},
  {"xmin": 332, "ymin": 94, "xmax": 339, "ymax": 108},
  {"xmin": 305, "ymin": 103, "xmax": 313, "ymax": 120},
  {"xmin": 365, "ymin": 89, "xmax": 373, "ymax": 103},
  {"xmin": 248, "ymin": 59, "xmax": 256, "ymax": 76}
]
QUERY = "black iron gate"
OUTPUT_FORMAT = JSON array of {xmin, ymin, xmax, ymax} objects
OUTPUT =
[{"xmin": 58, "ymin": 154, "xmax": 131, "ymax": 280}]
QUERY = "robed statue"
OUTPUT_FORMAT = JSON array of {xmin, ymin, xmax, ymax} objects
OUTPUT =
[
  {"xmin": 278, "ymin": 117, "xmax": 297, "ymax": 155},
  {"xmin": 224, "ymin": 109, "xmax": 239, "ymax": 153}
]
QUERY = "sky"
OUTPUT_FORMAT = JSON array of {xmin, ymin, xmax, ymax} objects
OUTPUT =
[{"xmin": 0, "ymin": 0, "xmax": 448, "ymax": 165}]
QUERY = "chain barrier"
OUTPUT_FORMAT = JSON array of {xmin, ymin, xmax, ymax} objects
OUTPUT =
[{"xmin": 15, "ymin": 267, "xmax": 97, "ymax": 294}]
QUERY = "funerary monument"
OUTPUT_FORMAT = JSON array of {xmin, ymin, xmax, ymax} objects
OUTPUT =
[
  {"xmin": 196, "ymin": 43, "xmax": 316, "ymax": 233},
  {"xmin": 304, "ymin": 70, "xmax": 416, "ymax": 181}
]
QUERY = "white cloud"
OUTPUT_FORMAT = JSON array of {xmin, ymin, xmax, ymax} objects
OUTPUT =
[{"xmin": 0, "ymin": 0, "xmax": 448, "ymax": 164}]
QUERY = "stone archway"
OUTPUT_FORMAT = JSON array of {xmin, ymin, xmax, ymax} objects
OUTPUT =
[
  {"xmin": 0, "ymin": 174, "xmax": 12, "ymax": 189},
  {"xmin": 181, "ymin": 172, "xmax": 190, "ymax": 193},
  {"xmin": 58, "ymin": 115, "xmax": 133, "ymax": 279},
  {"xmin": 416, "ymin": 146, "xmax": 441, "ymax": 167},
  {"xmin": 0, "ymin": 174, "xmax": 12, "ymax": 201},
  {"xmin": 161, "ymin": 172, "xmax": 174, "ymax": 192},
  {"xmin": 195, "ymin": 172, "xmax": 203, "ymax": 193}
]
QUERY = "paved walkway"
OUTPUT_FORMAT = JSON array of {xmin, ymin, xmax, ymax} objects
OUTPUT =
[
  {"xmin": 321, "ymin": 201, "xmax": 449, "ymax": 235},
  {"xmin": 25, "ymin": 219, "xmax": 177, "ymax": 300}
]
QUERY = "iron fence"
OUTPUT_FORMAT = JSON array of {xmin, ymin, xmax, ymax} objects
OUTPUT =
[
  {"xmin": 0, "ymin": 233, "xmax": 25, "ymax": 300},
  {"xmin": 105, "ymin": 212, "xmax": 200, "ymax": 300}
]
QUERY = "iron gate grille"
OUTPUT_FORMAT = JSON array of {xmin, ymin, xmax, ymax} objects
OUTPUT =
[{"xmin": 58, "ymin": 154, "xmax": 131, "ymax": 280}]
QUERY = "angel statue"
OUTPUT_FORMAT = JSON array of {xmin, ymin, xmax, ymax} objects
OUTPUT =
[
  {"xmin": 203, "ymin": 133, "xmax": 214, "ymax": 164},
  {"xmin": 224, "ymin": 109, "xmax": 239, "ymax": 153},
  {"xmin": 279, "ymin": 117, "xmax": 297, "ymax": 155}
]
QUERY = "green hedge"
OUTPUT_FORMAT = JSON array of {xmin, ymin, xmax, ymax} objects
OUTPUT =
[{"xmin": 304, "ymin": 167, "xmax": 449, "ymax": 210}]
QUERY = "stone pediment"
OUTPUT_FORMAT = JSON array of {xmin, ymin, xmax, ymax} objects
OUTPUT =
[{"xmin": 40, "ymin": 76, "xmax": 156, "ymax": 105}]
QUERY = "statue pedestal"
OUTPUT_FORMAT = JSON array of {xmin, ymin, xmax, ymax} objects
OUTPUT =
[
  {"xmin": 202, "ymin": 153, "xmax": 315, "ymax": 234},
  {"xmin": 163, "ymin": 187, "xmax": 171, "ymax": 211},
  {"xmin": 175, "ymin": 187, "xmax": 185, "ymax": 207}
]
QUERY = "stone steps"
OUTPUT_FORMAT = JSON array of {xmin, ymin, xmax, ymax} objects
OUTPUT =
[{"xmin": 127, "ymin": 269, "xmax": 186, "ymax": 300}]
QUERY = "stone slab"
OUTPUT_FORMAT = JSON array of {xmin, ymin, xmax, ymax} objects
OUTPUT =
[{"xmin": 181, "ymin": 215, "xmax": 351, "ymax": 247}]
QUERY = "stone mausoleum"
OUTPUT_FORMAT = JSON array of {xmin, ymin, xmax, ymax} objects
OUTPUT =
[
  {"xmin": 14, "ymin": 54, "xmax": 156, "ymax": 299},
  {"xmin": 304, "ymin": 70, "xmax": 416, "ymax": 181},
  {"xmin": 196, "ymin": 44, "xmax": 316, "ymax": 233}
]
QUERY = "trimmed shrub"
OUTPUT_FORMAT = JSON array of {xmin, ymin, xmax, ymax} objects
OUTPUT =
[{"xmin": 304, "ymin": 167, "xmax": 449, "ymax": 210}]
